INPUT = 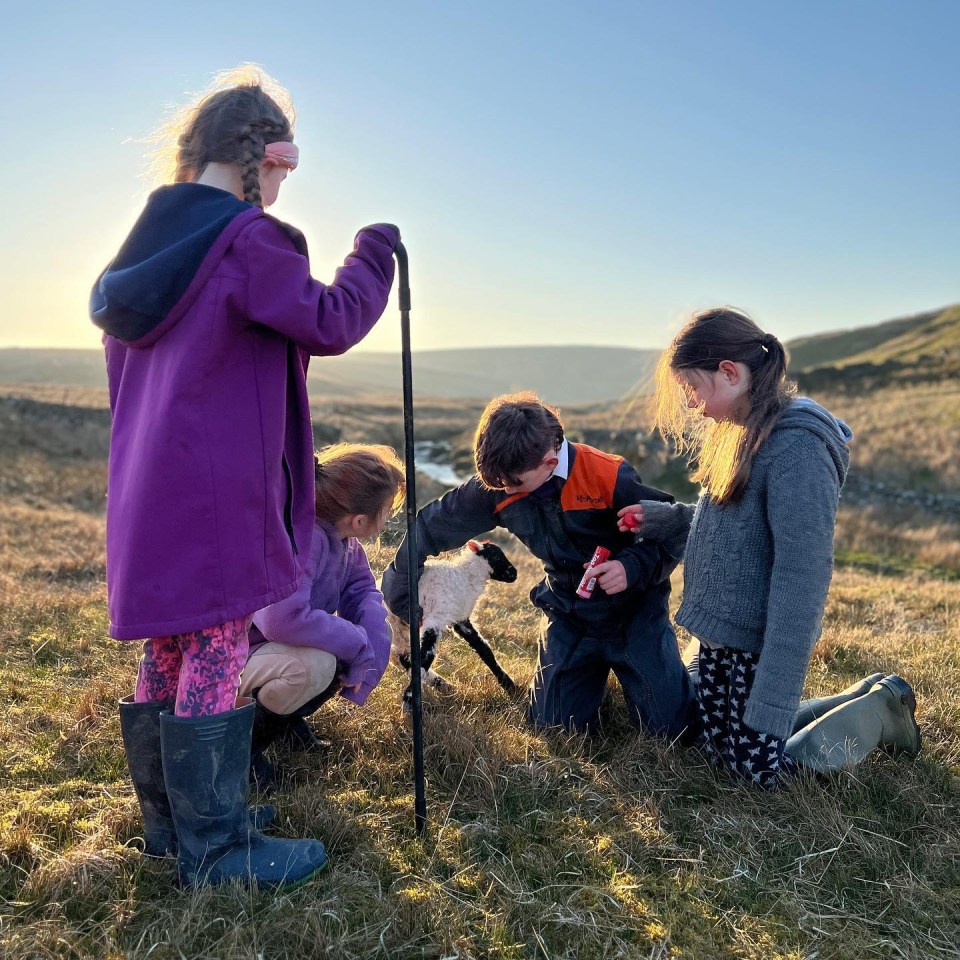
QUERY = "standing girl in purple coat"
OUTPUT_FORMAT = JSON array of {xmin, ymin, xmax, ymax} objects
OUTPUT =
[
  {"xmin": 90, "ymin": 67, "xmax": 398, "ymax": 888},
  {"xmin": 239, "ymin": 443, "xmax": 405, "ymax": 788}
]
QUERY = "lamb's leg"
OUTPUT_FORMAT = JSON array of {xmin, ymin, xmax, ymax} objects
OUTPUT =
[
  {"xmin": 452, "ymin": 619, "xmax": 516, "ymax": 692},
  {"xmin": 399, "ymin": 655, "xmax": 446, "ymax": 690},
  {"xmin": 402, "ymin": 627, "xmax": 449, "ymax": 710}
]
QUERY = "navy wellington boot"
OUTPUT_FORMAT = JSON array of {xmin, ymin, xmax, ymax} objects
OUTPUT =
[
  {"xmin": 277, "ymin": 716, "xmax": 332, "ymax": 754},
  {"xmin": 249, "ymin": 698, "xmax": 287, "ymax": 792},
  {"xmin": 249, "ymin": 682, "xmax": 339, "ymax": 791},
  {"xmin": 119, "ymin": 697, "xmax": 179, "ymax": 858},
  {"xmin": 160, "ymin": 698, "xmax": 328, "ymax": 888},
  {"xmin": 119, "ymin": 696, "xmax": 276, "ymax": 858}
]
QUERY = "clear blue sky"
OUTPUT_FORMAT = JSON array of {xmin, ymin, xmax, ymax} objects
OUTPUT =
[{"xmin": 1, "ymin": 1, "xmax": 957, "ymax": 353}]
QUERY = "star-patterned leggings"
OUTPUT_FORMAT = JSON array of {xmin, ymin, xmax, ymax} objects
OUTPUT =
[
  {"xmin": 134, "ymin": 616, "xmax": 251, "ymax": 717},
  {"xmin": 697, "ymin": 643, "xmax": 798, "ymax": 789}
]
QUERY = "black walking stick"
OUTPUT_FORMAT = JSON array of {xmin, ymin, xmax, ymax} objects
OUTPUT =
[{"xmin": 395, "ymin": 241, "xmax": 427, "ymax": 836}]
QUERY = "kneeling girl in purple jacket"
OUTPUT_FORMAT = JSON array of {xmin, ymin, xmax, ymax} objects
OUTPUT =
[{"xmin": 240, "ymin": 443, "xmax": 405, "ymax": 788}]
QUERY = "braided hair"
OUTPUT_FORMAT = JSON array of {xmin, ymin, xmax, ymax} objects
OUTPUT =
[{"xmin": 150, "ymin": 65, "xmax": 295, "ymax": 208}]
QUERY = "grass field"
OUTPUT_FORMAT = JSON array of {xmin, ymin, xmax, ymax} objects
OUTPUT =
[{"xmin": 1, "ymin": 381, "xmax": 958, "ymax": 959}]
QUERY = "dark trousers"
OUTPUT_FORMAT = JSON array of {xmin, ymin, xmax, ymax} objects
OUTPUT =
[
  {"xmin": 697, "ymin": 643, "xmax": 798, "ymax": 788},
  {"xmin": 528, "ymin": 603, "xmax": 695, "ymax": 738}
]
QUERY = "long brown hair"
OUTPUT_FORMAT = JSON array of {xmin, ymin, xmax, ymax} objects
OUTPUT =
[
  {"xmin": 149, "ymin": 65, "xmax": 295, "ymax": 208},
  {"xmin": 654, "ymin": 307, "xmax": 795, "ymax": 503},
  {"xmin": 314, "ymin": 444, "xmax": 405, "ymax": 523}
]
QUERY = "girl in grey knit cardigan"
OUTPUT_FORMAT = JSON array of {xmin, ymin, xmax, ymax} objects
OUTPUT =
[{"xmin": 619, "ymin": 308, "xmax": 920, "ymax": 787}]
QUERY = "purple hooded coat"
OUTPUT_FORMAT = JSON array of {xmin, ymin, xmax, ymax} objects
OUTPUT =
[{"xmin": 91, "ymin": 183, "xmax": 397, "ymax": 640}]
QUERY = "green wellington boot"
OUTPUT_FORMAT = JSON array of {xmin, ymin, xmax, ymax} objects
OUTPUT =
[
  {"xmin": 119, "ymin": 696, "xmax": 276, "ymax": 858},
  {"xmin": 160, "ymin": 698, "xmax": 328, "ymax": 887},
  {"xmin": 785, "ymin": 675, "xmax": 921, "ymax": 773},
  {"xmin": 791, "ymin": 672, "xmax": 885, "ymax": 735}
]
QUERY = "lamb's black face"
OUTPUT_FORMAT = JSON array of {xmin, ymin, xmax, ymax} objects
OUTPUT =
[{"xmin": 477, "ymin": 542, "xmax": 518, "ymax": 583}]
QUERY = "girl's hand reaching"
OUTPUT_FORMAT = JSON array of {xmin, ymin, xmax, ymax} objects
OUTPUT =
[{"xmin": 617, "ymin": 505, "xmax": 644, "ymax": 532}]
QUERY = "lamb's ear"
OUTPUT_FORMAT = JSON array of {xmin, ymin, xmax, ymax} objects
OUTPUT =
[{"xmin": 466, "ymin": 540, "xmax": 481, "ymax": 553}]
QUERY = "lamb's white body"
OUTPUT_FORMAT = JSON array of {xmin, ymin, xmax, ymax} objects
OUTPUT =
[
  {"xmin": 388, "ymin": 548, "xmax": 493, "ymax": 660},
  {"xmin": 420, "ymin": 550, "xmax": 493, "ymax": 633},
  {"xmin": 385, "ymin": 541, "xmax": 517, "ymax": 704}
]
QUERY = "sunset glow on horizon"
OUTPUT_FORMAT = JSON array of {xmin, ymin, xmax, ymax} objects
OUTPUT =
[{"xmin": 2, "ymin": 1, "xmax": 957, "ymax": 354}]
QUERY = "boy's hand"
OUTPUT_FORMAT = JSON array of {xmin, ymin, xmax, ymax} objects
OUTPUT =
[
  {"xmin": 583, "ymin": 559, "xmax": 628, "ymax": 594},
  {"xmin": 617, "ymin": 505, "xmax": 644, "ymax": 532}
]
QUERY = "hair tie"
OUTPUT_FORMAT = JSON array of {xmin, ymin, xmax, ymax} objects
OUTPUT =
[{"xmin": 758, "ymin": 333, "xmax": 777, "ymax": 354}]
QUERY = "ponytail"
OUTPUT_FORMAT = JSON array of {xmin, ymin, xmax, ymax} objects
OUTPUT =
[{"xmin": 654, "ymin": 307, "xmax": 795, "ymax": 503}]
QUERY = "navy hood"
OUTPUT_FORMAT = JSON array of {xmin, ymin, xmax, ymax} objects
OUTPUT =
[
  {"xmin": 773, "ymin": 397, "xmax": 853, "ymax": 486},
  {"xmin": 90, "ymin": 183, "xmax": 252, "ymax": 343}
]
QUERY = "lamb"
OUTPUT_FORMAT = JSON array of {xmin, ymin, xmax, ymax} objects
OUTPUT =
[{"xmin": 386, "ymin": 540, "xmax": 518, "ymax": 709}]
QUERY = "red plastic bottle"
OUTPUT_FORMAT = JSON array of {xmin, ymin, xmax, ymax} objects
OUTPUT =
[{"xmin": 576, "ymin": 545, "xmax": 611, "ymax": 599}]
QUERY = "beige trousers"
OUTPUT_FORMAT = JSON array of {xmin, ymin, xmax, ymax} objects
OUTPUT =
[{"xmin": 239, "ymin": 643, "xmax": 338, "ymax": 715}]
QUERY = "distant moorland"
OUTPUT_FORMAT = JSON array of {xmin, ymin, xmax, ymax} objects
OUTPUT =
[{"xmin": 0, "ymin": 344, "xmax": 660, "ymax": 406}]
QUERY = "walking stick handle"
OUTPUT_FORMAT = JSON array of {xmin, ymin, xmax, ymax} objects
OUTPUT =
[{"xmin": 395, "ymin": 241, "xmax": 411, "ymax": 311}]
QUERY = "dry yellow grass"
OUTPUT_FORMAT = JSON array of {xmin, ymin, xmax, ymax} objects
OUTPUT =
[
  {"xmin": 1, "ymin": 377, "xmax": 958, "ymax": 959},
  {"xmin": 1, "ymin": 491, "xmax": 958, "ymax": 959},
  {"xmin": 820, "ymin": 380, "xmax": 960, "ymax": 493}
]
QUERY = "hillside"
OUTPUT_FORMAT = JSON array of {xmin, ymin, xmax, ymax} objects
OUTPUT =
[
  {"xmin": 309, "ymin": 345, "xmax": 660, "ymax": 404},
  {"xmin": 786, "ymin": 304, "xmax": 959, "ymax": 371},
  {"xmin": 839, "ymin": 303, "xmax": 960, "ymax": 366},
  {"xmin": 0, "ymin": 345, "xmax": 659, "ymax": 406},
  {"xmin": 6, "ymin": 303, "xmax": 959, "ymax": 404}
]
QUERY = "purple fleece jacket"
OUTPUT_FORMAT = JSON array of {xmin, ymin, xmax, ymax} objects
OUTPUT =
[
  {"xmin": 91, "ymin": 184, "xmax": 397, "ymax": 640},
  {"xmin": 250, "ymin": 520, "xmax": 392, "ymax": 706}
]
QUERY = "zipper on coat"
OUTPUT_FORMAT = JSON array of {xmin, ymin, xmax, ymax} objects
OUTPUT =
[{"xmin": 281, "ymin": 454, "xmax": 299, "ymax": 556}]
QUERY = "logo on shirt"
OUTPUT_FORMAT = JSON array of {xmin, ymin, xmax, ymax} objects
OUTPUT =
[{"xmin": 576, "ymin": 493, "xmax": 605, "ymax": 505}]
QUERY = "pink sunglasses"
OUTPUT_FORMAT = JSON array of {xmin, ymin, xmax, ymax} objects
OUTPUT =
[{"xmin": 263, "ymin": 141, "xmax": 299, "ymax": 171}]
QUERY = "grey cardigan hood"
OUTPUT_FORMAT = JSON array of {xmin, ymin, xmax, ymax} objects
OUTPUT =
[
  {"xmin": 777, "ymin": 396, "xmax": 852, "ymax": 482},
  {"xmin": 645, "ymin": 398, "xmax": 852, "ymax": 740}
]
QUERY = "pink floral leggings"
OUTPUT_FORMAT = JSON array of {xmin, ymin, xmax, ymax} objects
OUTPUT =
[{"xmin": 134, "ymin": 616, "xmax": 251, "ymax": 717}]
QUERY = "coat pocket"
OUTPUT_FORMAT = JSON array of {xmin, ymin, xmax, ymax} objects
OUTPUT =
[{"xmin": 281, "ymin": 454, "xmax": 298, "ymax": 556}]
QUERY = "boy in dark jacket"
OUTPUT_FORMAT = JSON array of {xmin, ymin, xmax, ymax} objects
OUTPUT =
[{"xmin": 380, "ymin": 392, "xmax": 696, "ymax": 737}]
